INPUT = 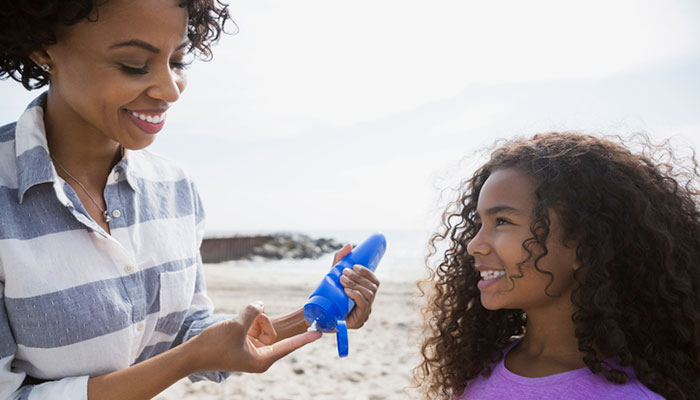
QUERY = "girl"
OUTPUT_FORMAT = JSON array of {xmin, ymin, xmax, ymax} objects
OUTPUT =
[
  {"xmin": 416, "ymin": 132, "xmax": 700, "ymax": 399},
  {"xmin": 0, "ymin": 1, "xmax": 380, "ymax": 399}
]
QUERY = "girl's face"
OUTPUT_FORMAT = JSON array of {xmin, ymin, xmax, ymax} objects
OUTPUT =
[
  {"xmin": 38, "ymin": 0, "xmax": 189, "ymax": 149},
  {"xmin": 467, "ymin": 168, "xmax": 578, "ymax": 312}
]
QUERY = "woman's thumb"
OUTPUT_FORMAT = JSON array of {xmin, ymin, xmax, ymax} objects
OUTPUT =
[{"xmin": 239, "ymin": 301, "xmax": 264, "ymax": 331}]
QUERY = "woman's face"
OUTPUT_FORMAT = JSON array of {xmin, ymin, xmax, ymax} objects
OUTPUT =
[
  {"xmin": 40, "ymin": 0, "xmax": 189, "ymax": 149},
  {"xmin": 467, "ymin": 168, "xmax": 578, "ymax": 312}
]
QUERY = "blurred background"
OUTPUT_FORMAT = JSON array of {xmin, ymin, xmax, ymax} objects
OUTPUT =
[{"xmin": 2, "ymin": 0, "xmax": 700, "ymax": 262}]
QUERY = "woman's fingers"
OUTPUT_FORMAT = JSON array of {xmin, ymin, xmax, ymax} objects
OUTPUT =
[
  {"xmin": 253, "ymin": 331, "xmax": 322, "ymax": 372},
  {"xmin": 189, "ymin": 301, "xmax": 322, "ymax": 374},
  {"xmin": 249, "ymin": 312, "xmax": 277, "ymax": 345},
  {"xmin": 239, "ymin": 302, "xmax": 265, "ymax": 331}
]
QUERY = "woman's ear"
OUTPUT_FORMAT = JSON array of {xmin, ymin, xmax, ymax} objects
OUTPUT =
[{"xmin": 28, "ymin": 48, "xmax": 52, "ymax": 72}]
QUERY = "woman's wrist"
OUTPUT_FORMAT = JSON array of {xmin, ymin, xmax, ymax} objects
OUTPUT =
[{"xmin": 179, "ymin": 334, "xmax": 209, "ymax": 375}]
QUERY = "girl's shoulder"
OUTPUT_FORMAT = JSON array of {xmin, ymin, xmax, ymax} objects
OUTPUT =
[{"xmin": 457, "ymin": 341, "xmax": 664, "ymax": 400}]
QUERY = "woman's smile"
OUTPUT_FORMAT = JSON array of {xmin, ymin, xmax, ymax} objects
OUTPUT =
[{"xmin": 125, "ymin": 109, "xmax": 168, "ymax": 134}]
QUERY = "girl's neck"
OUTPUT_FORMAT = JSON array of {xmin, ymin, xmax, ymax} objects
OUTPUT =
[{"xmin": 505, "ymin": 301, "xmax": 586, "ymax": 377}]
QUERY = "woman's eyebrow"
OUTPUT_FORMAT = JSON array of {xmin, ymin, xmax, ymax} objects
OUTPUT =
[{"xmin": 108, "ymin": 39, "xmax": 190, "ymax": 53}]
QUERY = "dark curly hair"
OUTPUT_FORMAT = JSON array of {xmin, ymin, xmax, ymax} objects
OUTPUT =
[
  {"xmin": 0, "ymin": 0, "xmax": 232, "ymax": 89},
  {"xmin": 415, "ymin": 132, "xmax": 700, "ymax": 400}
]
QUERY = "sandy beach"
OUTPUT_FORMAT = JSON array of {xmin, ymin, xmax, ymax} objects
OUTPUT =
[{"xmin": 156, "ymin": 260, "xmax": 426, "ymax": 400}]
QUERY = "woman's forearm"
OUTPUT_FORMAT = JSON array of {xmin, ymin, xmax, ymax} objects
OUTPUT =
[{"xmin": 87, "ymin": 340, "xmax": 198, "ymax": 400}]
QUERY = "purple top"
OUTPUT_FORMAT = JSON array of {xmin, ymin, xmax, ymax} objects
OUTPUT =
[{"xmin": 455, "ymin": 342, "xmax": 664, "ymax": 400}]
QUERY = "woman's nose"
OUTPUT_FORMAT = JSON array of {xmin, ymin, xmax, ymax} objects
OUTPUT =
[{"xmin": 147, "ymin": 67, "xmax": 186, "ymax": 103}]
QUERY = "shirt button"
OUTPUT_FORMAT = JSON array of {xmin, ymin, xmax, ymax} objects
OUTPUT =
[
  {"xmin": 113, "ymin": 171, "xmax": 120, "ymax": 180},
  {"xmin": 124, "ymin": 265, "xmax": 135, "ymax": 273},
  {"xmin": 137, "ymin": 322, "xmax": 145, "ymax": 331},
  {"xmin": 112, "ymin": 209, "xmax": 121, "ymax": 218}
]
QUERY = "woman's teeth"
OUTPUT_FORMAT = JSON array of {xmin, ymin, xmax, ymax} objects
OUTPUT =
[
  {"xmin": 480, "ymin": 270, "xmax": 506, "ymax": 280},
  {"xmin": 130, "ymin": 111, "xmax": 165, "ymax": 124}
]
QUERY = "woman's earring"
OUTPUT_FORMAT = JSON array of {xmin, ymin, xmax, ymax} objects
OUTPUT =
[{"xmin": 40, "ymin": 64, "xmax": 51, "ymax": 72}]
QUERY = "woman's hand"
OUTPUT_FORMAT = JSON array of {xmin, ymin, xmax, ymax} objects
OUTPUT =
[
  {"xmin": 333, "ymin": 244, "xmax": 381, "ymax": 329},
  {"xmin": 186, "ymin": 302, "xmax": 321, "ymax": 374}
]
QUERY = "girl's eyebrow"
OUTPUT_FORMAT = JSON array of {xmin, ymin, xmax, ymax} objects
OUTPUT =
[
  {"xmin": 475, "ymin": 205, "xmax": 521, "ymax": 219},
  {"xmin": 108, "ymin": 39, "xmax": 190, "ymax": 53}
]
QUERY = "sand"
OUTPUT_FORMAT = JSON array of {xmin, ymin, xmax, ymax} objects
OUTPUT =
[{"xmin": 155, "ymin": 261, "xmax": 426, "ymax": 400}]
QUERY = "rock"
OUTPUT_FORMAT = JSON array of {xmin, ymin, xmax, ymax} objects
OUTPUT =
[{"xmin": 200, "ymin": 232, "xmax": 344, "ymax": 263}]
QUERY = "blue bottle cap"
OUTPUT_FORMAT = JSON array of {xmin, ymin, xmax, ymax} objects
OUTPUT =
[
  {"xmin": 303, "ymin": 295, "xmax": 340, "ymax": 332},
  {"xmin": 336, "ymin": 319, "xmax": 348, "ymax": 357}
]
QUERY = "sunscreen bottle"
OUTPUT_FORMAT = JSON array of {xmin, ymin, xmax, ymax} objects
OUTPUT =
[{"xmin": 303, "ymin": 233, "xmax": 387, "ymax": 357}]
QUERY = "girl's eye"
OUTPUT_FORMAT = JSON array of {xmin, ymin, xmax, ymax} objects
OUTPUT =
[
  {"xmin": 119, "ymin": 64, "xmax": 148, "ymax": 75},
  {"xmin": 496, "ymin": 218, "xmax": 510, "ymax": 226}
]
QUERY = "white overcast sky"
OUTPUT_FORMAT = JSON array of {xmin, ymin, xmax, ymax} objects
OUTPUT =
[{"xmin": 2, "ymin": 0, "xmax": 700, "ymax": 235}]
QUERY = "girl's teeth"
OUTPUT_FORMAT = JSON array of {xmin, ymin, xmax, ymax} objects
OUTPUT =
[{"xmin": 480, "ymin": 270, "xmax": 506, "ymax": 280}]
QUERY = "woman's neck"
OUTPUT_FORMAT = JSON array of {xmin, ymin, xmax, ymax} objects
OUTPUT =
[{"xmin": 44, "ymin": 88, "xmax": 122, "ymax": 187}]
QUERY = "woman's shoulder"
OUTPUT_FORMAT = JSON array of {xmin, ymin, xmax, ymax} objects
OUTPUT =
[
  {"xmin": 0, "ymin": 121, "xmax": 17, "ymax": 143},
  {"xmin": 126, "ymin": 149, "xmax": 195, "ymax": 186}
]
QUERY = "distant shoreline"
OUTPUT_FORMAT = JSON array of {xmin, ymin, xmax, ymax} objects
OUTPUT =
[{"xmin": 200, "ymin": 232, "xmax": 344, "ymax": 263}]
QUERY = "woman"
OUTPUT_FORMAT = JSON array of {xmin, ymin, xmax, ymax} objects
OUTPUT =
[
  {"xmin": 0, "ymin": 1, "xmax": 380, "ymax": 399},
  {"xmin": 416, "ymin": 132, "xmax": 700, "ymax": 399}
]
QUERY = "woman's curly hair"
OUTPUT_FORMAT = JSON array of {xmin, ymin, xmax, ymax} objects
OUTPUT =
[
  {"xmin": 0, "ymin": 0, "xmax": 231, "ymax": 89},
  {"xmin": 415, "ymin": 132, "xmax": 700, "ymax": 400}
]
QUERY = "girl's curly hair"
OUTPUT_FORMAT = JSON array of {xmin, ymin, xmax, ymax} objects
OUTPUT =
[
  {"xmin": 415, "ymin": 132, "xmax": 700, "ymax": 400},
  {"xmin": 0, "ymin": 0, "xmax": 231, "ymax": 90}
]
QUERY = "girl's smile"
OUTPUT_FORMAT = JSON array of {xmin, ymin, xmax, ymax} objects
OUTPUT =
[{"xmin": 475, "ymin": 266, "xmax": 506, "ymax": 289}]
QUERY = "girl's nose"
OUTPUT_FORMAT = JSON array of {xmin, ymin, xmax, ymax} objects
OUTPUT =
[{"xmin": 466, "ymin": 226, "xmax": 489, "ymax": 256}]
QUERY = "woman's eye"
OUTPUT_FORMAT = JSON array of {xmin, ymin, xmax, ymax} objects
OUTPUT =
[
  {"xmin": 170, "ymin": 60, "xmax": 192, "ymax": 71},
  {"xmin": 119, "ymin": 64, "xmax": 148, "ymax": 75},
  {"xmin": 496, "ymin": 218, "xmax": 510, "ymax": 226}
]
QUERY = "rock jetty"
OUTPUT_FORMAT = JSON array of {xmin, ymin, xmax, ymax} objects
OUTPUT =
[{"xmin": 200, "ymin": 233, "xmax": 344, "ymax": 263}]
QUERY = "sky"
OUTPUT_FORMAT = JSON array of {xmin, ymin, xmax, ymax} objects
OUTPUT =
[{"xmin": 2, "ymin": 0, "xmax": 700, "ymax": 236}]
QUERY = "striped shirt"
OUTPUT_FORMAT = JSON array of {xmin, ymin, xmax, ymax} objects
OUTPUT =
[{"xmin": 0, "ymin": 93, "xmax": 230, "ymax": 399}]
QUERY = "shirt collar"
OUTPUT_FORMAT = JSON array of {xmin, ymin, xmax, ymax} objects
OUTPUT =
[
  {"xmin": 15, "ymin": 92, "xmax": 140, "ymax": 203},
  {"xmin": 117, "ymin": 149, "xmax": 140, "ymax": 193},
  {"xmin": 15, "ymin": 92, "xmax": 55, "ymax": 204}
]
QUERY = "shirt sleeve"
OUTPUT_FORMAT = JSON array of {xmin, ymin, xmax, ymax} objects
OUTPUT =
[
  {"xmin": 0, "ymin": 283, "xmax": 89, "ymax": 400},
  {"xmin": 166, "ymin": 180, "xmax": 234, "ymax": 383},
  {"xmin": 169, "ymin": 259, "xmax": 234, "ymax": 383}
]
